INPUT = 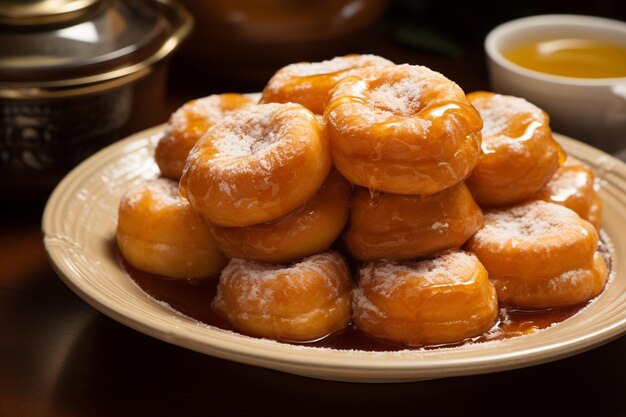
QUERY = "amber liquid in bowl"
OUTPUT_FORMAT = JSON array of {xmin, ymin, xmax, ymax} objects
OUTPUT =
[{"xmin": 504, "ymin": 38, "xmax": 626, "ymax": 78}]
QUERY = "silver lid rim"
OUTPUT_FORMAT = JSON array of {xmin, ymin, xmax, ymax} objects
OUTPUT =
[{"xmin": 0, "ymin": 0, "xmax": 193, "ymax": 100}]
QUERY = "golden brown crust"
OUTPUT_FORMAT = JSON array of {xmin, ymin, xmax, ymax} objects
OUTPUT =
[
  {"xmin": 210, "ymin": 170, "xmax": 351, "ymax": 263},
  {"xmin": 530, "ymin": 157, "xmax": 602, "ymax": 228},
  {"xmin": 261, "ymin": 54, "xmax": 393, "ymax": 114},
  {"xmin": 344, "ymin": 182, "xmax": 483, "ymax": 260},
  {"xmin": 213, "ymin": 252, "xmax": 353, "ymax": 342},
  {"xmin": 353, "ymin": 250, "xmax": 498, "ymax": 346},
  {"xmin": 156, "ymin": 93, "xmax": 257, "ymax": 179},
  {"xmin": 325, "ymin": 64, "xmax": 482, "ymax": 195},
  {"xmin": 465, "ymin": 91, "xmax": 563, "ymax": 207},
  {"xmin": 180, "ymin": 103, "xmax": 332, "ymax": 227},
  {"xmin": 465, "ymin": 200, "xmax": 607, "ymax": 308},
  {"xmin": 116, "ymin": 178, "xmax": 228, "ymax": 278}
]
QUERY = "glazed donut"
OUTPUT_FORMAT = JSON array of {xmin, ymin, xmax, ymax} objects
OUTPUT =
[
  {"xmin": 180, "ymin": 102, "xmax": 332, "ymax": 227},
  {"xmin": 353, "ymin": 250, "xmax": 498, "ymax": 347},
  {"xmin": 465, "ymin": 200, "xmax": 607, "ymax": 309},
  {"xmin": 465, "ymin": 91, "xmax": 563, "ymax": 207},
  {"xmin": 155, "ymin": 93, "xmax": 258, "ymax": 179},
  {"xmin": 116, "ymin": 178, "xmax": 228, "ymax": 279},
  {"xmin": 325, "ymin": 64, "xmax": 483, "ymax": 195},
  {"xmin": 344, "ymin": 181, "xmax": 483, "ymax": 261},
  {"xmin": 261, "ymin": 54, "xmax": 393, "ymax": 114},
  {"xmin": 210, "ymin": 170, "xmax": 351, "ymax": 263},
  {"xmin": 212, "ymin": 252, "xmax": 353, "ymax": 342},
  {"xmin": 530, "ymin": 157, "xmax": 602, "ymax": 229}
]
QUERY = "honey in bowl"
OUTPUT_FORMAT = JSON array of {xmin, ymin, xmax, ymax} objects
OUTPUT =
[{"xmin": 504, "ymin": 38, "xmax": 626, "ymax": 78}]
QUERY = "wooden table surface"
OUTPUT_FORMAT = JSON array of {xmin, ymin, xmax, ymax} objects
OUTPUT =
[{"xmin": 2, "ymin": 9, "xmax": 626, "ymax": 416}]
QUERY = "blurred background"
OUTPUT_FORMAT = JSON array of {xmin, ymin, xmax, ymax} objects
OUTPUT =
[
  {"xmin": 0, "ymin": 0, "xmax": 625, "ymax": 199},
  {"xmin": 168, "ymin": 0, "xmax": 626, "ymax": 101}
]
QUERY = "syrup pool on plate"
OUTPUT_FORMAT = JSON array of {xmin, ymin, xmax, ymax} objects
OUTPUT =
[
  {"xmin": 504, "ymin": 38, "xmax": 626, "ymax": 78},
  {"xmin": 121, "ymin": 254, "xmax": 607, "ymax": 352}
]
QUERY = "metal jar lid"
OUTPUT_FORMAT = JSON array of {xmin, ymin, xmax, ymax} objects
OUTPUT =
[{"xmin": 0, "ymin": 0, "xmax": 193, "ymax": 99}]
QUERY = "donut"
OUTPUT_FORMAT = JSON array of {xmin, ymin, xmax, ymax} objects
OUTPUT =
[
  {"xmin": 116, "ymin": 178, "xmax": 228, "ymax": 279},
  {"xmin": 155, "ymin": 93, "xmax": 258, "ymax": 179},
  {"xmin": 344, "ymin": 181, "xmax": 483, "ymax": 261},
  {"xmin": 180, "ymin": 102, "xmax": 332, "ymax": 227},
  {"xmin": 353, "ymin": 250, "xmax": 498, "ymax": 347},
  {"xmin": 212, "ymin": 252, "xmax": 353, "ymax": 342},
  {"xmin": 530, "ymin": 157, "xmax": 602, "ymax": 229},
  {"xmin": 261, "ymin": 54, "xmax": 394, "ymax": 114},
  {"xmin": 465, "ymin": 91, "xmax": 563, "ymax": 207},
  {"xmin": 465, "ymin": 200, "xmax": 607, "ymax": 309},
  {"xmin": 325, "ymin": 64, "xmax": 483, "ymax": 195},
  {"xmin": 210, "ymin": 169, "xmax": 351, "ymax": 263}
]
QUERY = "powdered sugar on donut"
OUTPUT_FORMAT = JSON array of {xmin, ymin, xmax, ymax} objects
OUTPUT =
[
  {"xmin": 368, "ymin": 76, "xmax": 424, "ymax": 115},
  {"xmin": 274, "ymin": 55, "xmax": 393, "ymax": 79},
  {"xmin": 352, "ymin": 287, "xmax": 387, "ymax": 319},
  {"xmin": 474, "ymin": 93, "xmax": 545, "ymax": 139},
  {"xmin": 122, "ymin": 178, "xmax": 186, "ymax": 211},
  {"xmin": 328, "ymin": 64, "xmax": 471, "ymax": 133},
  {"xmin": 547, "ymin": 268, "xmax": 588, "ymax": 292},
  {"xmin": 358, "ymin": 250, "xmax": 480, "ymax": 298},
  {"xmin": 475, "ymin": 201, "xmax": 579, "ymax": 245},
  {"xmin": 185, "ymin": 103, "xmax": 314, "ymax": 201},
  {"xmin": 166, "ymin": 95, "xmax": 250, "ymax": 140},
  {"xmin": 214, "ymin": 252, "xmax": 351, "ymax": 315},
  {"xmin": 209, "ymin": 103, "xmax": 297, "ymax": 157}
]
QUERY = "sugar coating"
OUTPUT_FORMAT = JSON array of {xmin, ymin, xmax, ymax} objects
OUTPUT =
[
  {"xmin": 184, "ymin": 102, "xmax": 316, "ymax": 202},
  {"xmin": 352, "ymin": 287, "xmax": 387, "ymax": 319},
  {"xmin": 368, "ymin": 75, "xmax": 424, "ymax": 115},
  {"xmin": 270, "ymin": 54, "xmax": 393, "ymax": 80},
  {"xmin": 215, "ymin": 252, "xmax": 350, "ymax": 315},
  {"xmin": 473, "ymin": 201, "xmax": 580, "ymax": 246},
  {"xmin": 475, "ymin": 93, "xmax": 545, "ymax": 139},
  {"xmin": 164, "ymin": 95, "xmax": 254, "ymax": 145},
  {"xmin": 471, "ymin": 93, "xmax": 547, "ymax": 160},
  {"xmin": 122, "ymin": 178, "xmax": 185, "ymax": 211},
  {"xmin": 358, "ymin": 250, "xmax": 480, "ymax": 298},
  {"xmin": 214, "ymin": 117, "xmax": 281, "ymax": 158},
  {"xmin": 193, "ymin": 103, "xmax": 309, "ymax": 159},
  {"xmin": 547, "ymin": 268, "xmax": 587, "ymax": 292},
  {"xmin": 327, "ymin": 64, "xmax": 468, "ymax": 134}
]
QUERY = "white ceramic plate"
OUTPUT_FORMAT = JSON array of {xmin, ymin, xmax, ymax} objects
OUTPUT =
[{"xmin": 43, "ymin": 125, "xmax": 626, "ymax": 383}]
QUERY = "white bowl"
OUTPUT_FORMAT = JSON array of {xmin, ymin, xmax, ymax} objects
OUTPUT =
[{"xmin": 485, "ymin": 14, "xmax": 626, "ymax": 153}]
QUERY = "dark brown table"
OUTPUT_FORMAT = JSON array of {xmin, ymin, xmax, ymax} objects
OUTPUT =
[{"xmin": 2, "ymin": 12, "xmax": 626, "ymax": 416}]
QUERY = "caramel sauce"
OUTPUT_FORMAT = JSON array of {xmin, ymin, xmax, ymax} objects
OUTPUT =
[
  {"xmin": 122, "ymin": 237, "xmax": 612, "ymax": 351},
  {"xmin": 368, "ymin": 188, "xmax": 380, "ymax": 208}
]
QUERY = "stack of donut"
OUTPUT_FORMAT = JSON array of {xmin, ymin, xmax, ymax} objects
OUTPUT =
[{"xmin": 116, "ymin": 54, "xmax": 608, "ymax": 348}]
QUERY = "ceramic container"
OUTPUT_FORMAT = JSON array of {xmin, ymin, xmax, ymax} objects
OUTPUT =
[{"xmin": 485, "ymin": 14, "xmax": 626, "ymax": 154}]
